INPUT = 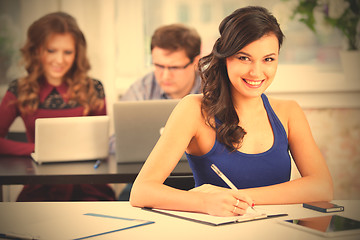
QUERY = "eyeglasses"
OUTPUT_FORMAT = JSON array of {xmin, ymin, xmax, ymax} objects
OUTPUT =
[{"xmin": 153, "ymin": 60, "xmax": 193, "ymax": 73}]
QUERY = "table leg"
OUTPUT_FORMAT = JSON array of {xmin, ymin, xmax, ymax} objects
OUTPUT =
[{"xmin": 0, "ymin": 185, "xmax": 3, "ymax": 202}]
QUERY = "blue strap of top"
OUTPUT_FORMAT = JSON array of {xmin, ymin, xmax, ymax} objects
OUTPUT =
[{"xmin": 186, "ymin": 94, "xmax": 291, "ymax": 189}]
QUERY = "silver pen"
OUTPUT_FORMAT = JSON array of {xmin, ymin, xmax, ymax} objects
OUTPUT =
[
  {"xmin": 211, "ymin": 164, "xmax": 255, "ymax": 210},
  {"xmin": 211, "ymin": 164, "xmax": 238, "ymax": 190}
]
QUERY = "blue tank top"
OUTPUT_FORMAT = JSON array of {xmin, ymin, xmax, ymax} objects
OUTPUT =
[{"xmin": 186, "ymin": 94, "xmax": 291, "ymax": 189}]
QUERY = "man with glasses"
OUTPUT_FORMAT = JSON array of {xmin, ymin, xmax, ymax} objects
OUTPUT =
[
  {"xmin": 115, "ymin": 24, "xmax": 201, "ymax": 200},
  {"xmin": 120, "ymin": 23, "xmax": 202, "ymax": 100}
]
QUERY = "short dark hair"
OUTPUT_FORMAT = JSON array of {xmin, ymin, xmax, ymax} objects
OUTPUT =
[{"xmin": 151, "ymin": 24, "xmax": 201, "ymax": 62}]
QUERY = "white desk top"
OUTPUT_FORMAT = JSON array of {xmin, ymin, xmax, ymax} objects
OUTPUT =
[{"xmin": 0, "ymin": 200, "xmax": 359, "ymax": 240}]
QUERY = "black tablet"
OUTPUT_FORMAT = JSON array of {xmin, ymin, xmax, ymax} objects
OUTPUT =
[{"xmin": 280, "ymin": 215, "xmax": 360, "ymax": 237}]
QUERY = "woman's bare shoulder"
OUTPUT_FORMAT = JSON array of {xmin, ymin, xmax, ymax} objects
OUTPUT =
[
  {"xmin": 176, "ymin": 94, "xmax": 203, "ymax": 113},
  {"xmin": 267, "ymin": 96, "xmax": 305, "ymax": 132},
  {"xmin": 268, "ymin": 96, "xmax": 301, "ymax": 114},
  {"xmin": 180, "ymin": 94, "xmax": 202, "ymax": 104},
  {"xmin": 167, "ymin": 94, "xmax": 205, "ymax": 129}
]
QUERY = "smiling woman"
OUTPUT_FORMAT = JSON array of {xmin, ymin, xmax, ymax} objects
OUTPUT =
[
  {"xmin": 39, "ymin": 33, "xmax": 76, "ymax": 86},
  {"xmin": 226, "ymin": 34, "xmax": 279, "ymax": 99},
  {"xmin": 130, "ymin": 6, "xmax": 333, "ymax": 217},
  {"xmin": 15, "ymin": 11, "xmax": 103, "ymax": 117},
  {"xmin": 0, "ymin": 11, "xmax": 115, "ymax": 201}
]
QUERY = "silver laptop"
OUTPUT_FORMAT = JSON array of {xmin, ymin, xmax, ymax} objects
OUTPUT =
[
  {"xmin": 31, "ymin": 116, "xmax": 109, "ymax": 164},
  {"xmin": 113, "ymin": 99, "xmax": 187, "ymax": 163}
]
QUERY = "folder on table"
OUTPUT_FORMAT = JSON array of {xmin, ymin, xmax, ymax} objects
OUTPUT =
[{"xmin": 0, "ymin": 213, "xmax": 155, "ymax": 240}]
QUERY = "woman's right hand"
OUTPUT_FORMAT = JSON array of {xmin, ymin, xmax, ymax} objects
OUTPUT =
[{"xmin": 190, "ymin": 184, "xmax": 254, "ymax": 217}]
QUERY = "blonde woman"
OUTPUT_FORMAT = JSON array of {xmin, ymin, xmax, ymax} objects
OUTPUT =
[{"xmin": 0, "ymin": 12, "xmax": 115, "ymax": 201}]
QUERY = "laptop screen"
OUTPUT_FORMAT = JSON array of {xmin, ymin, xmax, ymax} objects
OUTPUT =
[
  {"xmin": 113, "ymin": 99, "xmax": 186, "ymax": 163},
  {"xmin": 33, "ymin": 116, "xmax": 109, "ymax": 163}
]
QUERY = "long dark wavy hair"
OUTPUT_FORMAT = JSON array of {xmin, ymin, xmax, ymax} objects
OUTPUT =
[
  {"xmin": 17, "ymin": 11, "xmax": 104, "ymax": 115},
  {"xmin": 199, "ymin": 6, "xmax": 284, "ymax": 151}
]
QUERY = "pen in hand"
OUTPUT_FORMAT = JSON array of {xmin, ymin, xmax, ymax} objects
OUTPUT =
[
  {"xmin": 211, "ymin": 164, "xmax": 237, "ymax": 190},
  {"xmin": 211, "ymin": 164, "xmax": 255, "ymax": 210}
]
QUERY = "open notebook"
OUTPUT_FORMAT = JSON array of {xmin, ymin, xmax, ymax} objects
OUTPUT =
[{"xmin": 143, "ymin": 207, "xmax": 287, "ymax": 226}]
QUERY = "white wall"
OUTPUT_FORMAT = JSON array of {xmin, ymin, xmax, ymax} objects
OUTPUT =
[{"xmin": 2, "ymin": 0, "xmax": 360, "ymax": 134}]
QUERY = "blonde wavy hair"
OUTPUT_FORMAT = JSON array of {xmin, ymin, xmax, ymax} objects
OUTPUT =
[{"xmin": 17, "ymin": 11, "xmax": 104, "ymax": 115}]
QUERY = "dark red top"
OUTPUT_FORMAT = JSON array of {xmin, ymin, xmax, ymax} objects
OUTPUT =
[
  {"xmin": 0, "ymin": 78, "xmax": 115, "ymax": 201},
  {"xmin": 0, "ymin": 79, "xmax": 106, "ymax": 155}
]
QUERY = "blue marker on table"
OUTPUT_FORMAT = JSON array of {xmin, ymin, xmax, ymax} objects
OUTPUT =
[{"xmin": 94, "ymin": 159, "xmax": 101, "ymax": 169}]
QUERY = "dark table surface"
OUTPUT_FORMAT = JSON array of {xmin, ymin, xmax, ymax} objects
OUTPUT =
[{"xmin": 0, "ymin": 155, "xmax": 193, "ymax": 185}]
